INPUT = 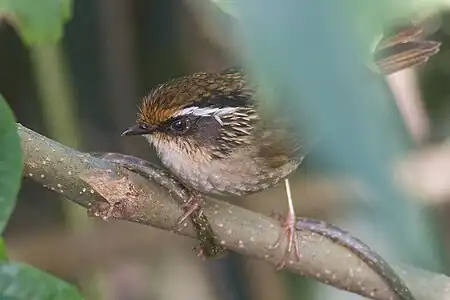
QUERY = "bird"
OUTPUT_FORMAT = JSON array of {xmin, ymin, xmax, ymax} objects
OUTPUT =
[{"xmin": 122, "ymin": 25, "xmax": 440, "ymax": 268}]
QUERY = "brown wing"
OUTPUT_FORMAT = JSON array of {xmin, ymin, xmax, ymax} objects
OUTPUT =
[
  {"xmin": 255, "ymin": 117, "xmax": 310, "ymax": 169},
  {"xmin": 374, "ymin": 25, "xmax": 440, "ymax": 75}
]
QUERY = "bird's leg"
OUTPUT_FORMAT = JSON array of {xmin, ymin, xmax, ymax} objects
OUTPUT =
[
  {"xmin": 174, "ymin": 190, "xmax": 226, "ymax": 259},
  {"xmin": 270, "ymin": 179, "xmax": 300, "ymax": 270}
]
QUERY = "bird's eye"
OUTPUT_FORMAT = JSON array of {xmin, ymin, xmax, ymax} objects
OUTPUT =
[{"xmin": 170, "ymin": 118, "xmax": 190, "ymax": 133}]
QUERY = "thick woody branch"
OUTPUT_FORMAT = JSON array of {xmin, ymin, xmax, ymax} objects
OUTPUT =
[{"xmin": 18, "ymin": 123, "xmax": 450, "ymax": 300}]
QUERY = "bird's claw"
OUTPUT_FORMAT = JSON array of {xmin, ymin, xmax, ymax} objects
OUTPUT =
[
  {"xmin": 270, "ymin": 210, "xmax": 300, "ymax": 270},
  {"xmin": 172, "ymin": 194, "xmax": 203, "ymax": 231}
]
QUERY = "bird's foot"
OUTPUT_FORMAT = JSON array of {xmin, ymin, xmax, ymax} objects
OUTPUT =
[
  {"xmin": 269, "ymin": 210, "xmax": 300, "ymax": 270},
  {"xmin": 173, "ymin": 193, "xmax": 204, "ymax": 229}
]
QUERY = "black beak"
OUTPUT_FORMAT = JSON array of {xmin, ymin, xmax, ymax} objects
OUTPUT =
[{"xmin": 121, "ymin": 124, "xmax": 154, "ymax": 136}]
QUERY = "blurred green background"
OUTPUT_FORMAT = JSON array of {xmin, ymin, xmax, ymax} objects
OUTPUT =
[{"xmin": 1, "ymin": 1, "xmax": 450, "ymax": 299}]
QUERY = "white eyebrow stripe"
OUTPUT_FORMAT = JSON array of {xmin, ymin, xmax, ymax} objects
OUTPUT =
[
  {"xmin": 172, "ymin": 106, "xmax": 239, "ymax": 118},
  {"xmin": 214, "ymin": 114, "xmax": 224, "ymax": 125}
]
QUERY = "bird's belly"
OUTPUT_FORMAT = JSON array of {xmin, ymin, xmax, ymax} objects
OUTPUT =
[{"xmin": 164, "ymin": 156, "xmax": 299, "ymax": 196}]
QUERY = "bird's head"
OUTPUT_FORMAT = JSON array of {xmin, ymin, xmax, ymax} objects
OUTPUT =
[{"xmin": 122, "ymin": 71, "xmax": 258, "ymax": 163}]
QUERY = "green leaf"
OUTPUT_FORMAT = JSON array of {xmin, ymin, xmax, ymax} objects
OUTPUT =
[
  {"xmin": 209, "ymin": 0, "xmax": 239, "ymax": 18},
  {"xmin": 235, "ymin": 0, "xmax": 443, "ymax": 269},
  {"xmin": 0, "ymin": 262, "xmax": 84, "ymax": 300},
  {"xmin": 0, "ymin": 0, "xmax": 73, "ymax": 45},
  {"xmin": 0, "ymin": 238, "xmax": 9, "ymax": 262},
  {"xmin": 0, "ymin": 95, "xmax": 22, "ymax": 234}
]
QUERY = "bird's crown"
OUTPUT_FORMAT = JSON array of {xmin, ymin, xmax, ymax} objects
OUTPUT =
[{"xmin": 137, "ymin": 70, "xmax": 252, "ymax": 127}]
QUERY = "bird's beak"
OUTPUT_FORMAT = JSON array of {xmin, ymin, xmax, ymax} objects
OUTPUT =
[{"xmin": 121, "ymin": 124, "xmax": 154, "ymax": 136}]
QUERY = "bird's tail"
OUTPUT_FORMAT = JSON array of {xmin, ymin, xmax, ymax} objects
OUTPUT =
[{"xmin": 374, "ymin": 25, "xmax": 441, "ymax": 75}]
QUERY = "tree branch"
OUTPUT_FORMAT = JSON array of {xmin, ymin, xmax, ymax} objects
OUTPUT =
[{"xmin": 18, "ymin": 123, "xmax": 450, "ymax": 300}]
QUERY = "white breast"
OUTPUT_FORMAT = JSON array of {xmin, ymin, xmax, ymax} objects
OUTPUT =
[
  {"xmin": 147, "ymin": 135, "xmax": 299, "ymax": 196},
  {"xmin": 147, "ymin": 135, "xmax": 216, "ymax": 193}
]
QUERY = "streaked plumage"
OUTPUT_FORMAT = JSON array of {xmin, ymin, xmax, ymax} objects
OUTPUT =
[{"xmin": 135, "ymin": 68, "xmax": 303, "ymax": 196}]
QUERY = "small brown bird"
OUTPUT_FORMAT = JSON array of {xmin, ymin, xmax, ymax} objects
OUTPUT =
[{"xmin": 123, "ymin": 25, "xmax": 440, "ymax": 268}]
